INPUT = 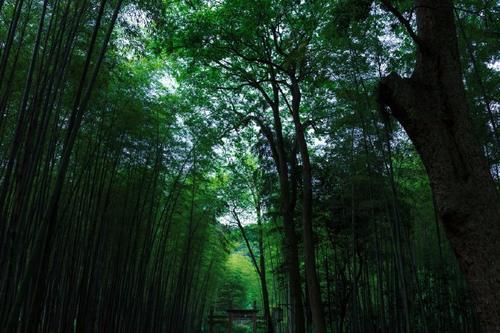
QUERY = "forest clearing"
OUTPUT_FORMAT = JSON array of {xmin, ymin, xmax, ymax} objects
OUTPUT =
[{"xmin": 0, "ymin": 0, "xmax": 499, "ymax": 332}]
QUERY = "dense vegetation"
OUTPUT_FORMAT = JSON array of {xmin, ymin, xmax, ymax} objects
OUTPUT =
[{"xmin": 0, "ymin": 0, "xmax": 498, "ymax": 332}]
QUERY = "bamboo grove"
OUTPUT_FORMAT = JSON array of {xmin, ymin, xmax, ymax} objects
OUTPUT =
[{"xmin": 0, "ymin": 0, "xmax": 499, "ymax": 332}]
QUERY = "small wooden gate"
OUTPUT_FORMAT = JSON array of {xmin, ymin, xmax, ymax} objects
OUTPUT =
[{"xmin": 208, "ymin": 308, "xmax": 259, "ymax": 333}]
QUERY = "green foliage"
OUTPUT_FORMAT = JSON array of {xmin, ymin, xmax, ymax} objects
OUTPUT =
[
  {"xmin": 0, "ymin": 0, "xmax": 496, "ymax": 332},
  {"xmin": 216, "ymin": 252, "xmax": 261, "ymax": 309}
]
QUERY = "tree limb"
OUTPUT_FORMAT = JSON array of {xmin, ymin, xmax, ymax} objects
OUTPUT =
[
  {"xmin": 380, "ymin": 0, "xmax": 427, "ymax": 52},
  {"xmin": 232, "ymin": 209, "xmax": 262, "ymax": 277}
]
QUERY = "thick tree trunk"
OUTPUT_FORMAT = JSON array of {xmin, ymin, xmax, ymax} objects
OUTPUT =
[
  {"xmin": 268, "ymin": 84, "xmax": 306, "ymax": 333},
  {"xmin": 252, "ymin": 101, "xmax": 305, "ymax": 332},
  {"xmin": 291, "ymin": 80, "xmax": 327, "ymax": 333},
  {"xmin": 282, "ymin": 212, "xmax": 306, "ymax": 333},
  {"xmin": 378, "ymin": 1, "xmax": 500, "ymax": 331}
]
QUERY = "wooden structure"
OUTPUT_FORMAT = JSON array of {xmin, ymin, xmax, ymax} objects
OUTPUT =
[
  {"xmin": 208, "ymin": 307, "xmax": 260, "ymax": 333},
  {"xmin": 226, "ymin": 309, "xmax": 258, "ymax": 333}
]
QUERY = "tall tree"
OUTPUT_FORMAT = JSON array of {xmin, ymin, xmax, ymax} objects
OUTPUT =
[{"xmin": 378, "ymin": 1, "xmax": 500, "ymax": 331}]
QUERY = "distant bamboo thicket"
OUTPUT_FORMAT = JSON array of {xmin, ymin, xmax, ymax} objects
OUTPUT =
[{"xmin": 0, "ymin": 1, "xmax": 228, "ymax": 331}]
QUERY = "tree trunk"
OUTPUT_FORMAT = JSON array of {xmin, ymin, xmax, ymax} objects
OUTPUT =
[
  {"xmin": 282, "ymin": 210, "xmax": 306, "ymax": 333},
  {"xmin": 255, "ymin": 78, "xmax": 306, "ymax": 333},
  {"xmin": 378, "ymin": 1, "xmax": 500, "ymax": 331},
  {"xmin": 290, "ymin": 79, "xmax": 327, "ymax": 333},
  {"xmin": 256, "ymin": 203, "xmax": 274, "ymax": 333}
]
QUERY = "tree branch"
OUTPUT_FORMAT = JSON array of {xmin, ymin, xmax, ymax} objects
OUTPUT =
[
  {"xmin": 232, "ymin": 209, "xmax": 262, "ymax": 277},
  {"xmin": 377, "ymin": 72, "xmax": 419, "ymax": 127},
  {"xmin": 380, "ymin": 0, "xmax": 427, "ymax": 52}
]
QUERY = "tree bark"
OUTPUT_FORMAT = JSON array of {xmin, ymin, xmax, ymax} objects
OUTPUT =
[
  {"xmin": 252, "ymin": 77, "xmax": 306, "ymax": 333},
  {"xmin": 378, "ymin": 1, "xmax": 500, "ymax": 331},
  {"xmin": 290, "ymin": 79, "xmax": 327, "ymax": 333}
]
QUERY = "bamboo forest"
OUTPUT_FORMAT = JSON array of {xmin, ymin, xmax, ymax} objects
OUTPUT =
[{"xmin": 1, "ymin": 0, "xmax": 500, "ymax": 332}]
